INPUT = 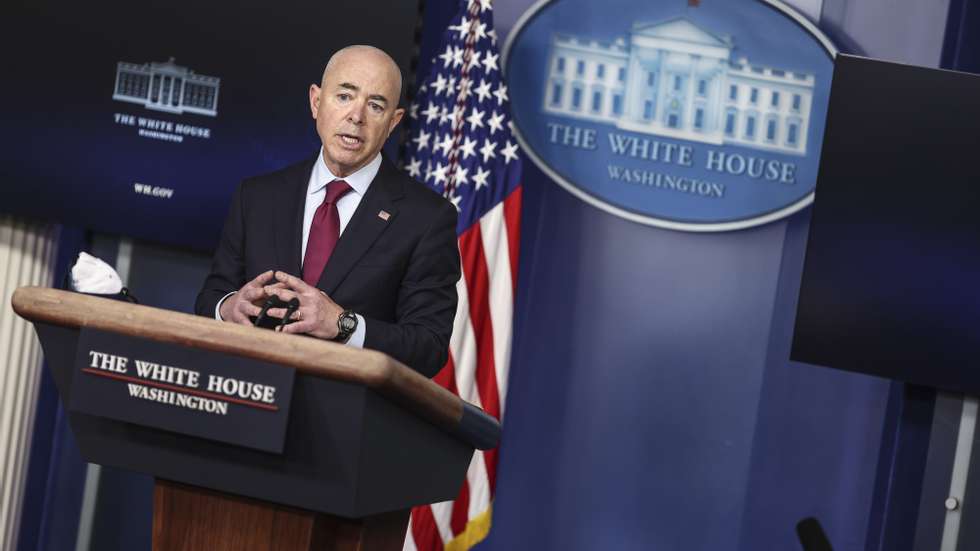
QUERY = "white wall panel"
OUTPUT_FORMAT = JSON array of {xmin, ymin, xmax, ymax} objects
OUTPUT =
[{"xmin": 0, "ymin": 216, "xmax": 59, "ymax": 551}]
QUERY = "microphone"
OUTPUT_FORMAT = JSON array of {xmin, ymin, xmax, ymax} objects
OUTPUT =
[
  {"xmin": 254, "ymin": 296, "xmax": 299, "ymax": 330},
  {"xmin": 796, "ymin": 517, "xmax": 833, "ymax": 551}
]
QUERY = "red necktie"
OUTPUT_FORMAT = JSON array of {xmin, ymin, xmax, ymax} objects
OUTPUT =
[{"xmin": 302, "ymin": 180, "xmax": 352, "ymax": 286}]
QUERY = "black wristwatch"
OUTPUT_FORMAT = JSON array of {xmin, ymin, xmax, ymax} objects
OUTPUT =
[{"xmin": 336, "ymin": 310, "xmax": 358, "ymax": 343}]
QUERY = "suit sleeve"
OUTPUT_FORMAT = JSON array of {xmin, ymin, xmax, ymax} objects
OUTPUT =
[
  {"xmin": 361, "ymin": 200, "xmax": 461, "ymax": 377},
  {"xmin": 195, "ymin": 181, "xmax": 247, "ymax": 317}
]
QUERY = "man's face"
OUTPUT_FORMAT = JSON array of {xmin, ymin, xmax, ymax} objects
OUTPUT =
[{"xmin": 309, "ymin": 49, "xmax": 404, "ymax": 177}]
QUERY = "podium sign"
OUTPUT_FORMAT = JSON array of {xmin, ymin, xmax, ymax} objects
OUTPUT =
[{"xmin": 69, "ymin": 328, "xmax": 295, "ymax": 453}]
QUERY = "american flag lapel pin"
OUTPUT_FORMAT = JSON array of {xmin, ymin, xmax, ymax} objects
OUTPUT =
[{"xmin": 378, "ymin": 210, "xmax": 391, "ymax": 221}]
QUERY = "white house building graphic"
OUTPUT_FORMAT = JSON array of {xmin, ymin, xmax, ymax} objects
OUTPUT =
[
  {"xmin": 113, "ymin": 58, "xmax": 220, "ymax": 117},
  {"xmin": 544, "ymin": 18, "xmax": 815, "ymax": 155}
]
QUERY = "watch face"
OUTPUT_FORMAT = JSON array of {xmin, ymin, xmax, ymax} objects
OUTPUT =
[{"xmin": 340, "ymin": 313, "xmax": 357, "ymax": 332}]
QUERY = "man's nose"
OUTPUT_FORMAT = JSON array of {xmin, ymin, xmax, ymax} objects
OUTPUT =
[{"xmin": 347, "ymin": 101, "xmax": 366, "ymax": 124}]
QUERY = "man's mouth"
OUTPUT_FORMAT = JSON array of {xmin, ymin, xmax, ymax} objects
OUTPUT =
[{"xmin": 338, "ymin": 134, "xmax": 363, "ymax": 147}]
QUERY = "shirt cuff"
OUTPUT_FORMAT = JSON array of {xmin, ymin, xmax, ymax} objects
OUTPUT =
[
  {"xmin": 346, "ymin": 314, "xmax": 366, "ymax": 348},
  {"xmin": 215, "ymin": 291, "xmax": 236, "ymax": 320}
]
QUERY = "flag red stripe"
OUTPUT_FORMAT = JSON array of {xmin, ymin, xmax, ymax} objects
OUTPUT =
[
  {"xmin": 411, "ymin": 503, "xmax": 445, "ymax": 551},
  {"xmin": 433, "ymin": 351, "xmax": 458, "ymax": 395},
  {"xmin": 457, "ymin": 224, "xmax": 502, "ymax": 495},
  {"xmin": 450, "ymin": 477, "xmax": 471, "ymax": 536},
  {"xmin": 503, "ymin": 186, "xmax": 523, "ymax": 295},
  {"xmin": 484, "ymin": 448, "xmax": 500, "ymax": 499},
  {"xmin": 458, "ymin": 225, "xmax": 502, "ymax": 420}
]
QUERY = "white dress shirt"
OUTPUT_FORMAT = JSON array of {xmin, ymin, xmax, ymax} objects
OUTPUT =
[{"xmin": 216, "ymin": 150, "xmax": 383, "ymax": 347}]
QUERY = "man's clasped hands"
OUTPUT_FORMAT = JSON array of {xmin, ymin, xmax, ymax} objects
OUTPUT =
[{"xmin": 218, "ymin": 270, "xmax": 346, "ymax": 340}]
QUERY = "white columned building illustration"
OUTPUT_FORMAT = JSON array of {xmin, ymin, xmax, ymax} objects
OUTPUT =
[
  {"xmin": 113, "ymin": 58, "xmax": 220, "ymax": 117},
  {"xmin": 543, "ymin": 18, "xmax": 815, "ymax": 156}
]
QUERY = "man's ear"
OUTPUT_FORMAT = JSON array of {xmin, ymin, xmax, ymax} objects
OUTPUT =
[
  {"xmin": 309, "ymin": 84, "xmax": 321, "ymax": 119},
  {"xmin": 387, "ymin": 107, "xmax": 405, "ymax": 137}
]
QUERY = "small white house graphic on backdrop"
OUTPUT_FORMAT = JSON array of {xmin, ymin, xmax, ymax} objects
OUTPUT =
[
  {"xmin": 543, "ymin": 18, "xmax": 815, "ymax": 155},
  {"xmin": 113, "ymin": 58, "xmax": 220, "ymax": 117}
]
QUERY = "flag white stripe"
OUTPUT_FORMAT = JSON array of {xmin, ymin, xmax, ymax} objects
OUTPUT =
[
  {"xmin": 479, "ymin": 203, "xmax": 514, "ymax": 417},
  {"xmin": 402, "ymin": 521, "xmax": 419, "ymax": 551},
  {"xmin": 466, "ymin": 450, "xmax": 492, "ymax": 519},
  {"xmin": 450, "ymin": 276, "xmax": 480, "ymax": 405},
  {"xmin": 430, "ymin": 499, "xmax": 456, "ymax": 543}
]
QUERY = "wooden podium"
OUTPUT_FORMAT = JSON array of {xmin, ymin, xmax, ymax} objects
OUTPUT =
[{"xmin": 12, "ymin": 287, "xmax": 500, "ymax": 551}]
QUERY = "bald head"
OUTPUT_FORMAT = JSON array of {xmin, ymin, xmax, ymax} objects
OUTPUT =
[
  {"xmin": 309, "ymin": 44, "xmax": 406, "ymax": 177},
  {"xmin": 322, "ymin": 45, "xmax": 403, "ymax": 104}
]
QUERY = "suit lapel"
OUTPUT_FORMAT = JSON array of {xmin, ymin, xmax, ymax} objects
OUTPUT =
[
  {"xmin": 274, "ymin": 155, "xmax": 316, "ymax": 276},
  {"xmin": 317, "ymin": 158, "xmax": 404, "ymax": 295}
]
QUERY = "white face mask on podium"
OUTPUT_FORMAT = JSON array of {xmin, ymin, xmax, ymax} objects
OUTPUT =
[
  {"xmin": 70, "ymin": 252, "xmax": 124, "ymax": 295},
  {"xmin": 69, "ymin": 252, "xmax": 138, "ymax": 304}
]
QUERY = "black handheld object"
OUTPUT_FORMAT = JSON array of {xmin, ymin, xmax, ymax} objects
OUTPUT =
[
  {"xmin": 796, "ymin": 517, "xmax": 833, "ymax": 551},
  {"xmin": 253, "ymin": 296, "xmax": 300, "ymax": 331}
]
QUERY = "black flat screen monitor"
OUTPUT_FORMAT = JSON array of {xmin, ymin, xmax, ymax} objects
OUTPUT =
[
  {"xmin": 0, "ymin": 0, "xmax": 419, "ymax": 251},
  {"xmin": 791, "ymin": 54, "xmax": 980, "ymax": 393}
]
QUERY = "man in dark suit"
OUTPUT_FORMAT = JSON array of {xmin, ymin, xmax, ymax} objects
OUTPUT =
[{"xmin": 195, "ymin": 45, "xmax": 459, "ymax": 377}]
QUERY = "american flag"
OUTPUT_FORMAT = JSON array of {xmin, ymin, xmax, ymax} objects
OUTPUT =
[{"xmin": 401, "ymin": 0, "xmax": 522, "ymax": 549}]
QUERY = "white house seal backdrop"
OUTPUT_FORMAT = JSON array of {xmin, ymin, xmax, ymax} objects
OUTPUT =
[{"xmin": 504, "ymin": 0, "xmax": 837, "ymax": 231}]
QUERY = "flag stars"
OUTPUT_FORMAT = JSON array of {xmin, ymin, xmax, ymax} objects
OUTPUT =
[
  {"xmin": 412, "ymin": 129, "xmax": 431, "ymax": 150},
  {"xmin": 459, "ymin": 136, "xmax": 478, "ymax": 159},
  {"xmin": 431, "ymin": 162, "xmax": 449, "ymax": 185},
  {"xmin": 472, "ymin": 166, "xmax": 490, "ymax": 190},
  {"xmin": 432, "ymin": 74, "xmax": 448, "ymax": 95},
  {"xmin": 406, "ymin": 157, "xmax": 422, "ymax": 178},
  {"xmin": 466, "ymin": 107, "xmax": 486, "ymax": 131},
  {"xmin": 480, "ymin": 138, "xmax": 497, "ymax": 162},
  {"xmin": 474, "ymin": 21, "xmax": 488, "ymax": 41},
  {"xmin": 453, "ymin": 165, "xmax": 469, "ymax": 186},
  {"xmin": 468, "ymin": 51, "xmax": 482, "ymax": 71},
  {"xmin": 436, "ymin": 133, "xmax": 454, "ymax": 157},
  {"xmin": 451, "ymin": 46, "xmax": 465, "ymax": 68},
  {"xmin": 493, "ymin": 83, "xmax": 508, "ymax": 105},
  {"xmin": 449, "ymin": 191, "xmax": 463, "ymax": 211},
  {"xmin": 423, "ymin": 102, "xmax": 440, "ymax": 123},
  {"xmin": 487, "ymin": 111, "xmax": 505, "ymax": 135},
  {"xmin": 439, "ymin": 45, "xmax": 454, "ymax": 68},
  {"xmin": 474, "ymin": 79, "xmax": 493, "ymax": 103},
  {"xmin": 407, "ymin": 5, "xmax": 521, "ymax": 223},
  {"xmin": 501, "ymin": 140, "xmax": 519, "ymax": 164},
  {"xmin": 482, "ymin": 51, "xmax": 499, "ymax": 73},
  {"xmin": 451, "ymin": 16, "xmax": 470, "ymax": 40}
]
